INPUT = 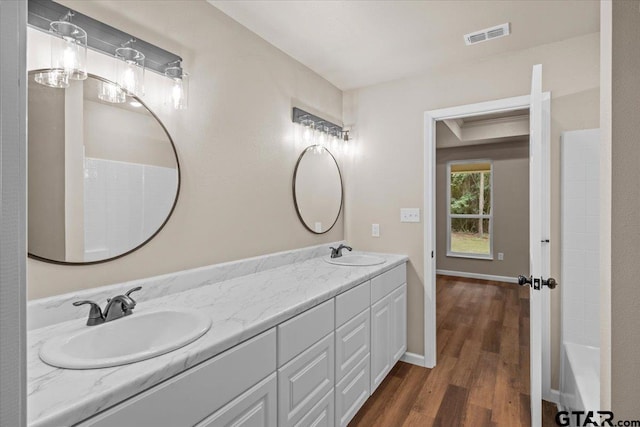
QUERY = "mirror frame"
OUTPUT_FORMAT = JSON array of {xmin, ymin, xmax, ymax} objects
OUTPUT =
[
  {"xmin": 292, "ymin": 145, "xmax": 343, "ymax": 235},
  {"xmin": 27, "ymin": 69, "xmax": 182, "ymax": 266}
]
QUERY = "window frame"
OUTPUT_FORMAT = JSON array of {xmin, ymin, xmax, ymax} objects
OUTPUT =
[{"xmin": 446, "ymin": 159, "xmax": 494, "ymax": 260}]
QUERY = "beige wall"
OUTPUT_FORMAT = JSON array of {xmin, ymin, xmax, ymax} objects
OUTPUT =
[
  {"xmin": 84, "ymin": 100, "xmax": 177, "ymax": 168},
  {"xmin": 436, "ymin": 140, "xmax": 529, "ymax": 277},
  {"xmin": 344, "ymin": 32, "xmax": 600, "ymax": 388},
  {"xmin": 28, "ymin": 81, "xmax": 66, "ymax": 260},
  {"xmin": 27, "ymin": 0, "xmax": 343, "ymax": 299},
  {"xmin": 610, "ymin": 0, "xmax": 640, "ymax": 418}
]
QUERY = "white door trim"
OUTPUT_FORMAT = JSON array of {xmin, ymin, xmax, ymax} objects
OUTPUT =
[{"xmin": 423, "ymin": 93, "xmax": 552, "ymax": 400}]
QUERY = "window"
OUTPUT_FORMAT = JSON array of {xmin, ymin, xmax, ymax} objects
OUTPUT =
[{"xmin": 447, "ymin": 160, "xmax": 493, "ymax": 259}]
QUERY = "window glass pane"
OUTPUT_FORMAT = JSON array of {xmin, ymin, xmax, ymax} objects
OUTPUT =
[
  {"xmin": 482, "ymin": 171, "xmax": 491, "ymax": 215},
  {"xmin": 449, "ymin": 164, "xmax": 491, "ymax": 215},
  {"xmin": 450, "ymin": 172, "xmax": 480, "ymax": 214},
  {"xmin": 450, "ymin": 218, "xmax": 491, "ymax": 255}
]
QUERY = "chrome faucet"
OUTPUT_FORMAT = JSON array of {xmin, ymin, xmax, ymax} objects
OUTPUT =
[
  {"xmin": 330, "ymin": 244, "xmax": 352, "ymax": 258},
  {"xmin": 73, "ymin": 286, "xmax": 142, "ymax": 326}
]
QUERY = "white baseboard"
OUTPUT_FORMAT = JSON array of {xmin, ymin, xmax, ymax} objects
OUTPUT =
[
  {"xmin": 400, "ymin": 352, "xmax": 426, "ymax": 367},
  {"xmin": 436, "ymin": 269, "xmax": 517, "ymax": 284}
]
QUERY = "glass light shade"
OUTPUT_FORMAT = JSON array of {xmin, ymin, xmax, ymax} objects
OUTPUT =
[
  {"xmin": 98, "ymin": 81, "xmax": 126, "ymax": 104},
  {"xmin": 50, "ymin": 21, "xmax": 87, "ymax": 81},
  {"xmin": 34, "ymin": 69, "xmax": 69, "ymax": 88},
  {"xmin": 300, "ymin": 118, "xmax": 315, "ymax": 143},
  {"xmin": 115, "ymin": 47, "xmax": 145, "ymax": 96},
  {"xmin": 316, "ymin": 124, "xmax": 329, "ymax": 147},
  {"xmin": 165, "ymin": 66, "xmax": 189, "ymax": 110}
]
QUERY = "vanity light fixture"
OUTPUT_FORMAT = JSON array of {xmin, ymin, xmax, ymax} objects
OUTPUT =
[
  {"xmin": 115, "ymin": 41, "xmax": 145, "ymax": 96},
  {"xmin": 34, "ymin": 11, "xmax": 87, "ymax": 88},
  {"xmin": 292, "ymin": 107, "xmax": 350, "ymax": 150},
  {"xmin": 165, "ymin": 62, "xmax": 189, "ymax": 110},
  {"xmin": 28, "ymin": 0, "xmax": 188, "ymax": 109}
]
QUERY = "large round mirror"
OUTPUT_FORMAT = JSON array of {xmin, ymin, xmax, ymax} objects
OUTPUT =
[
  {"xmin": 28, "ymin": 71, "xmax": 180, "ymax": 265},
  {"xmin": 293, "ymin": 145, "xmax": 343, "ymax": 234}
]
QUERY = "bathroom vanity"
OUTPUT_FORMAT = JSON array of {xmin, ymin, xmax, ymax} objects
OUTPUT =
[{"xmin": 27, "ymin": 244, "xmax": 408, "ymax": 427}]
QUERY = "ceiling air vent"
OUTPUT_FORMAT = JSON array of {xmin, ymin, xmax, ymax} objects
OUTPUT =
[{"xmin": 464, "ymin": 23, "xmax": 510, "ymax": 46}]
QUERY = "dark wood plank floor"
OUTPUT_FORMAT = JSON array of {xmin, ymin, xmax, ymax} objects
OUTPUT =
[{"xmin": 350, "ymin": 275, "xmax": 558, "ymax": 427}]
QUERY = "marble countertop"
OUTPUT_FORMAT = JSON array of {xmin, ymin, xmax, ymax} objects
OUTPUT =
[{"xmin": 28, "ymin": 251, "xmax": 408, "ymax": 427}]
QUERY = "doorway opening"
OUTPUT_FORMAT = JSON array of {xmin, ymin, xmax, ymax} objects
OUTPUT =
[
  {"xmin": 434, "ymin": 108, "xmax": 533, "ymax": 424},
  {"xmin": 424, "ymin": 78, "xmax": 553, "ymax": 426}
]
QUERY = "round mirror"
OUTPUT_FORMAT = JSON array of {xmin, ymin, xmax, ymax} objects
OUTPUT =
[
  {"xmin": 28, "ymin": 71, "xmax": 180, "ymax": 265},
  {"xmin": 293, "ymin": 145, "xmax": 343, "ymax": 234}
]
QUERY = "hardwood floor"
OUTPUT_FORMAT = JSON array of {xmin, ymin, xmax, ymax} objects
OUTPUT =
[{"xmin": 350, "ymin": 275, "xmax": 558, "ymax": 427}]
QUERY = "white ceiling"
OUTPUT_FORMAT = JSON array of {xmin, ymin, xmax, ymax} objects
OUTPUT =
[{"xmin": 208, "ymin": 0, "xmax": 599, "ymax": 90}]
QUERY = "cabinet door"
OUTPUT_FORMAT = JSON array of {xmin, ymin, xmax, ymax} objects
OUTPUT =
[
  {"xmin": 335, "ymin": 354, "xmax": 370, "ymax": 427},
  {"xmin": 294, "ymin": 389, "xmax": 334, "ymax": 427},
  {"xmin": 391, "ymin": 284, "xmax": 407, "ymax": 364},
  {"xmin": 335, "ymin": 308, "xmax": 370, "ymax": 383},
  {"xmin": 79, "ymin": 329, "xmax": 276, "ymax": 427},
  {"xmin": 196, "ymin": 373, "xmax": 277, "ymax": 427},
  {"xmin": 370, "ymin": 295, "xmax": 392, "ymax": 393},
  {"xmin": 278, "ymin": 333, "xmax": 335, "ymax": 427}
]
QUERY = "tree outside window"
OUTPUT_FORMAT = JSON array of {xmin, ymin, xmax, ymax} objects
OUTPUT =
[{"xmin": 447, "ymin": 161, "xmax": 493, "ymax": 258}]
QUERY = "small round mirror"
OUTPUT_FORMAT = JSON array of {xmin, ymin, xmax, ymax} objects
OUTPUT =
[
  {"xmin": 28, "ymin": 71, "xmax": 180, "ymax": 265},
  {"xmin": 293, "ymin": 145, "xmax": 343, "ymax": 234}
]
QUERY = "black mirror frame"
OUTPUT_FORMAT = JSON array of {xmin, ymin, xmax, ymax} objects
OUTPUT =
[
  {"xmin": 27, "ymin": 69, "xmax": 181, "ymax": 266},
  {"xmin": 292, "ymin": 145, "xmax": 343, "ymax": 235}
]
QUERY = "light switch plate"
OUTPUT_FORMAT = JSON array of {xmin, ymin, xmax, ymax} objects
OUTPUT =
[
  {"xmin": 400, "ymin": 208, "xmax": 420, "ymax": 223},
  {"xmin": 498, "ymin": 252, "xmax": 504, "ymax": 261},
  {"xmin": 372, "ymin": 224, "xmax": 380, "ymax": 237},
  {"xmin": 314, "ymin": 222, "xmax": 322, "ymax": 233}
]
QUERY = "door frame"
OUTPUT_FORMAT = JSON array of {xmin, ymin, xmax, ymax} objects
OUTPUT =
[{"xmin": 423, "ymin": 93, "xmax": 553, "ymax": 401}]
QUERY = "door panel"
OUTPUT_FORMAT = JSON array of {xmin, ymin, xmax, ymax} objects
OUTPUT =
[
  {"xmin": 529, "ymin": 63, "xmax": 543, "ymax": 427},
  {"xmin": 391, "ymin": 284, "xmax": 407, "ymax": 363},
  {"xmin": 196, "ymin": 373, "xmax": 277, "ymax": 427},
  {"xmin": 370, "ymin": 296, "xmax": 391, "ymax": 392},
  {"xmin": 278, "ymin": 333, "xmax": 334, "ymax": 427}
]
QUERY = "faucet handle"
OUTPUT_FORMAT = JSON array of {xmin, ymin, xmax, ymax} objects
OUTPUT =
[
  {"xmin": 73, "ymin": 300, "xmax": 104, "ymax": 326},
  {"xmin": 125, "ymin": 286, "xmax": 142, "ymax": 302}
]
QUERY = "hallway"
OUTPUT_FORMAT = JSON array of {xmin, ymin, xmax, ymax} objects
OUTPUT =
[{"xmin": 350, "ymin": 275, "xmax": 557, "ymax": 426}]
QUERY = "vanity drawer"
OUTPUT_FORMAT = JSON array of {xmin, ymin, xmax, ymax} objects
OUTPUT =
[
  {"xmin": 195, "ymin": 373, "xmax": 277, "ymax": 427},
  {"xmin": 335, "ymin": 354, "xmax": 370, "ymax": 427},
  {"xmin": 278, "ymin": 332, "xmax": 335, "ymax": 427},
  {"xmin": 335, "ymin": 308, "xmax": 370, "ymax": 382},
  {"xmin": 370, "ymin": 264, "xmax": 406, "ymax": 304},
  {"xmin": 278, "ymin": 299, "xmax": 334, "ymax": 366},
  {"xmin": 335, "ymin": 281, "xmax": 370, "ymax": 327},
  {"xmin": 79, "ymin": 329, "xmax": 276, "ymax": 427},
  {"xmin": 295, "ymin": 389, "xmax": 334, "ymax": 427}
]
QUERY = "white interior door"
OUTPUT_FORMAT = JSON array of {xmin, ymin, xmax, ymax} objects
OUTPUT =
[{"xmin": 528, "ymin": 63, "xmax": 546, "ymax": 427}]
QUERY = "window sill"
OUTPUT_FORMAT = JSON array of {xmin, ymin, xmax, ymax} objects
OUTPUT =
[{"xmin": 446, "ymin": 252, "xmax": 494, "ymax": 261}]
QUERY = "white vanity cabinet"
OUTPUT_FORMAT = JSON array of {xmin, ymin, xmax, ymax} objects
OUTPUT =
[
  {"xmin": 195, "ymin": 373, "xmax": 277, "ymax": 427},
  {"xmin": 78, "ymin": 329, "xmax": 277, "ymax": 427},
  {"xmin": 334, "ymin": 281, "xmax": 371, "ymax": 427},
  {"xmin": 370, "ymin": 265, "xmax": 407, "ymax": 393},
  {"xmin": 76, "ymin": 262, "xmax": 407, "ymax": 427},
  {"xmin": 277, "ymin": 299, "xmax": 335, "ymax": 427}
]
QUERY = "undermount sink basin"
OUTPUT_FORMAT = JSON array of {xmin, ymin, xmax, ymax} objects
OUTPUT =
[
  {"xmin": 324, "ymin": 254, "xmax": 386, "ymax": 267},
  {"xmin": 40, "ymin": 308, "xmax": 211, "ymax": 369}
]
